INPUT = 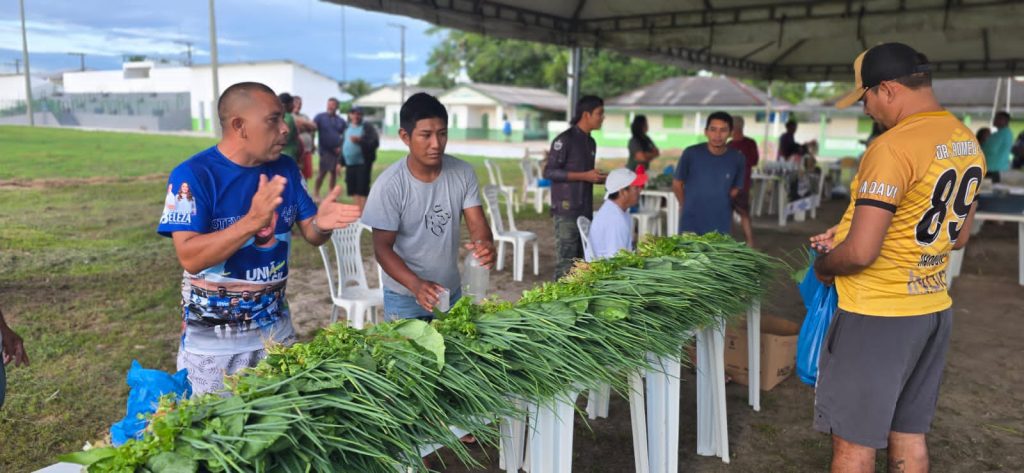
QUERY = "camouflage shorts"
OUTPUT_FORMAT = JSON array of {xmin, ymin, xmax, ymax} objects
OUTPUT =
[{"xmin": 554, "ymin": 215, "xmax": 584, "ymax": 279}]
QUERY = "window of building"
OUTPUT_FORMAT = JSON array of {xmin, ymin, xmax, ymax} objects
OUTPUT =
[{"xmin": 663, "ymin": 114, "xmax": 683, "ymax": 128}]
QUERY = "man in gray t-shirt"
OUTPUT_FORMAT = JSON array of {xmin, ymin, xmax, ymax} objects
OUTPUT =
[{"xmin": 363, "ymin": 93, "xmax": 495, "ymax": 320}]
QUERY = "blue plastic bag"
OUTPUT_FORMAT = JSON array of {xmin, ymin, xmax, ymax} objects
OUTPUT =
[
  {"xmin": 110, "ymin": 360, "xmax": 191, "ymax": 445},
  {"xmin": 796, "ymin": 252, "xmax": 839, "ymax": 386}
]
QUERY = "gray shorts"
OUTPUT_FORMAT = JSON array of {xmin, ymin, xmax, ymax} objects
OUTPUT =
[
  {"xmin": 177, "ymin": 347, "xmax": 271, "ymax": 397},
  {"xmin": 319, "ymin": 149, "xmax": 340, "ymax": 172},
  {"xmin": 813, "ymin": 307, "xmax": 952, "ymax": 448}
]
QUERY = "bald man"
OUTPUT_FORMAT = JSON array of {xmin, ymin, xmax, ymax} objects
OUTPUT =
[{"xmin": 157, "ymin": 81, "xmax": 361, "ymax": 396}]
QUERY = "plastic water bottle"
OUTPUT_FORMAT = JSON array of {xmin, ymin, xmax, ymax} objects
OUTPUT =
[
  {"xmin": 435, "ymin": 288, "xmax": 451, "ymax": 313},
  {"xmin": 463, "ymin": 246, "xmax": 490, "ymax": 302}
]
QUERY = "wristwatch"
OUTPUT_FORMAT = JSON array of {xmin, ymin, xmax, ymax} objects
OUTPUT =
[{"xmin": 311, "ymin": 218, "xmax": 332, "ymax": 236}]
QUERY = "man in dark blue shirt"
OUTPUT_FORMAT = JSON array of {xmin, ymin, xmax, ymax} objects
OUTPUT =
[
  {"xmin": 313, "ymin": 97, "xmax": 347, "ymax": 201},
  {"xmin": 673, "ymin": 111, "xmax": 745, "ymax": 236}
]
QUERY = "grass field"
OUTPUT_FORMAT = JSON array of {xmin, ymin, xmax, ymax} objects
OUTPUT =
[{"xmin": 0, "ymin": 125, "xmax": 561, "ymax": 471}]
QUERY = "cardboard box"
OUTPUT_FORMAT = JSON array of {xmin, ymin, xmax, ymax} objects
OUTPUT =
[{"xmin": 723, "ymin": 315, "xmax": 801, "ymax": 391}]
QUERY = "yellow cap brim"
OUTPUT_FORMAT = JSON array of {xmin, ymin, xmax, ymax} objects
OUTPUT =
[{"xmin": 835, "ymin": 87, "xmax": 866, "ymax": 109}]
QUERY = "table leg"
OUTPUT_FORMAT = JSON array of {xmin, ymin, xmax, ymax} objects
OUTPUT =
[
  {"xmin": 778, "ymin": 179, "xmax": 787, "ymax": 227},
  {"xmin": 1019, "ymin": 222, "xmax": 1023, "ymax": 286},
  {"xmin": 748, "ymin": 300, "xmax": 761, "ymax": 412}
]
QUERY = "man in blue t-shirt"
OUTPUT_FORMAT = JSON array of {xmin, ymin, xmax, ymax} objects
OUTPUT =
[
  {"xmin": 157, "ymin": 81, "xmax": 362, "ymax": 396},
  {"xmin": 673, "ymin": 111, "xmax": 746, "ymax": 236},
  {"xmin": 313, "ymin": 97, "xmax": 347, "ymax": 201}
]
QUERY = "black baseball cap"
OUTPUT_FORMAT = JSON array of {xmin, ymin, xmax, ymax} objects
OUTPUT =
[{"xmin": 835, "ymin": 43, "xmax": 931, "ymax": 109}]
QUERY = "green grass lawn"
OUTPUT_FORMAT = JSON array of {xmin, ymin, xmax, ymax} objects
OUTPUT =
[{"xmin": 0, "ymin": 125, "xmax": 573, "ymax": 471}]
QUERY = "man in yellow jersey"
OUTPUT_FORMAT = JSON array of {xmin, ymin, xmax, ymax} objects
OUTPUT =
[{"xmin": 810, "ymin": 43, "xmax": 985, "ymax": 473}]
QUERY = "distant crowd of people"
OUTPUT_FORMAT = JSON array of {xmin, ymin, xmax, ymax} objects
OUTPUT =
[{"xmin": 276, "ymin": 93, "xmax": 380, "ymax": 209}]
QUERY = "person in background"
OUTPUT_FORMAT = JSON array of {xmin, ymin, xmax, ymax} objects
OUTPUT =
[
  {"xmin": 313, "ymin": 97, "xmax": 347, "ymax": 202},
  {"xmin": 342, "ymin": 106, "xmax": 376, "ymax": 210},
  {"xmin": 502, "ymin": 115, "xmax": 512, "ymax": 142},
  {"xmin": 544, "ymin": 95, "xmax": 608, "ymax": 279},
  {"xmin": 975, "ymin": 127, "xmax": 991, "ymax": 147},
  {"xmin": 673, "ymin": 111, "xmax": 745, "ymax": 238},
  {"xmin": 982, "ymin": 111, "xmax": 1013, "ymax": 183},
  {"xmin": 590, "ymin": 168, "xmax": 647, "ymax": 259},
  {"xmin": 626, "ymin": 115, "xmax": 660, "ymax": 172},
  {"xmin": 160, "ymin": 82, "xmax": 361, "ymax": 396},
  {"xmin": 363, "ymin": 93, "xmax": 495, "ymax": 321},
  {"xmin": 0, "ymin": 307, "xmax": 30, "ymax": 409},
  {"xmin": 778, "ymin": 119, "xmax": 805, "ymax": 160},
  {"xmin": 1012, "ymin": 130, "xmax": 1024, "ymax": 169},
  {"xmin": 292, "ymin": 96, "xmax": 316, "ymax": 187},
  {"xmin": 353, "ymin": 106, "xmax": 381, "ymax": 201},
  {"xmin": 728, "ymin": 116, "xmax": 759, "ymax": 247},
  {"xmin": 277, "ymin": 93, "xmax": 315, "ymax": 165}
]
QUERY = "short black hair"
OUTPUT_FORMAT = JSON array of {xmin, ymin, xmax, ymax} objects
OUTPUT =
[
  {"xmin": 608, "ymin": 191, "xmax": 620, "ymax": 200},
  {"xmin": 328, "ymin": 97, "xmax": 339, "ymax": 103},
  {"xmin": 278, "ymin": 92, "xmax": 294, "ymax": 112},
  {"xmin": 706, "ymin": 111, "xmax": 734, "ymax": 131},
  {"xmin": 996, "ymin": 111, "xmax": 1011, "ymax": 121},
  {"xmin": 400, "ymin": 92, "xmax": 447, "ymax": 134},
  {"xmin": 571, "ymin": 95, "xmax": 604, "ymax": 125},
  {"xmin": 217, "ymin": 81, "xmax": 277, "ymax": 126}
]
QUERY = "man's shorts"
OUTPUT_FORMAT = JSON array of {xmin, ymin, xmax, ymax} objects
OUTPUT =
[
  {"xmin": 732, "ymin": 189, "xmax": 751, "ymax": 213},
  {"xmin": 345, "ymin": 164, "xmax": 370, "ymax": 196},
  {"xmin": 813, "ymin": 307, "xmax": 953, "ymax": 448},
  {"xmin": 176, "ymin": 339, "xmax": 293, "ymax": 397},
  {"xmin": 319, "ymin": 149, "xmax": 340, "ymax": 172},
  {"xmin": 383, "ymin": 288, "xmax": 462, "ymax": 322}
]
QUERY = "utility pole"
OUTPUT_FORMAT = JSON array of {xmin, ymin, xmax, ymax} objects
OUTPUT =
[
  {"xmin": 68, "ymin": 52, "xmax": 85, "ymax": 71},
  {"xmin": 341, "ymin": 7, "xmax": 347, "ymax": 82},
  {"xmin": 175, "ymin": 40, "xmax": 194, "ymax": 66},
  {"xmin": 19, "ymin": 0, "xmax": 34, "ymax": 126},
  {"xmin": 209, "ymin": 0, "xmax": 220, "ymax": 135},
  {"xmin": 387, "ymin": 23, "xmax": 406, "ymax": 103}
]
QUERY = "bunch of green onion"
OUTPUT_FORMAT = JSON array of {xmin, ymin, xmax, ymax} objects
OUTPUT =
[{"xmin": 62, "ymin": 233, "xmax": 781, "ymax": 472}]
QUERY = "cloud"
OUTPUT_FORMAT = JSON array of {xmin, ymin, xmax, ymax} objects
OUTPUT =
[
  {"xmin": 351, "ymin": 51, "xmax": 418, "ymax": 62},
  {"xmin": 0, "ymin": 19, "xmax": 246, "ymax": 58}
]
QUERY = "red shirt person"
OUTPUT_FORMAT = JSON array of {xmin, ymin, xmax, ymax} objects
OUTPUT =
[{"xmin": 727, "ymin": 116, "xmax": 759, "ymax": 246}]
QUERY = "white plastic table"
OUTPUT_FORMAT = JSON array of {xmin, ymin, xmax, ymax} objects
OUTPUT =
[
  {"xmin": 973, "ymin": 194, "xmax": 1024, "ymax": 286},
  {"xmin": 640, "ymin": 189, "xmax": 679, "ymax": 236}
]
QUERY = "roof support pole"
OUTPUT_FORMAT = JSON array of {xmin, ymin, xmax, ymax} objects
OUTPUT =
[
  {"xmin": 991, "ymin": 77, "xmax": 1002, "ymax": 124},
  {"xmin": 567, "ymin": 46, "xmax": 582, "ymax": 122},
  {"xmin": 762, "ymin": 82, "xmax": 773, "ymax": 160},
  {"xmin": 1006, "ymin": 77, "xmax": 1012, "ymax": 113}
]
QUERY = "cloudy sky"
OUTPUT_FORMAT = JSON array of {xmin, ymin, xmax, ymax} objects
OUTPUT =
[{"xmin": 0, "ymin": 0, "xmax": 441, "ymax": 84}]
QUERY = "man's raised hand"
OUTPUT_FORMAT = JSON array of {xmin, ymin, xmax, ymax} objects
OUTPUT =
[
  {"xmin": 316, "ymin": 185, "xmax": 362, "ymax": 230},
  {"xmin": 248, "ymin": 174, "xmax": 287, "ymax": 229}
]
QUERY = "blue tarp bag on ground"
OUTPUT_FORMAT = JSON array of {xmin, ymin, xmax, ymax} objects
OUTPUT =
[
  {"xmin": 110, "ymin": 360, "xmax": 191, "ymax": 445},
  {"xmin": 796, "ymin": 251, "xmax": 839, "ymax": 386}
]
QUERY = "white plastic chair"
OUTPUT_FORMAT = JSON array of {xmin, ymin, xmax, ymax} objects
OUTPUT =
[
  {"xmin": 576, "ymin": 216, "xmax": 595, "ymax": 262},
  {"xmin": 318, "ymin": 222, "xmax": 384, "ymax": 329},
  {"xmin": 482, "ymin": 185, "xmax": 538, "ymax": 282},
  {"xmin": 520, "ymin": 153, "xmax": 549, "ymax": 214},
  {"xmin": 484, "ymin": 159, "xmax": 520, "ymax": 213},
  {"xmin": 632, "ymin": 195, "xmax": 664, "ymax": 239}
]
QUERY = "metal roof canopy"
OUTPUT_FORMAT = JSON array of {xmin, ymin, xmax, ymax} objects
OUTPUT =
[{"xmin": 325, "ymin": 0, "xmax": 1024, "ymax": 82}]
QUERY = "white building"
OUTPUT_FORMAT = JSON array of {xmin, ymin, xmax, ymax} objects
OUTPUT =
[
  {"xmin": 62, "ymin": 60, "xmax": 343, "ymax": 132},
  {"xmin": 439, "ymin": 83, "xmax": 566, "ymax": 141},
  {"xmin": 353, "ymin": 85, "xmax": 444, "ymax": 135}
]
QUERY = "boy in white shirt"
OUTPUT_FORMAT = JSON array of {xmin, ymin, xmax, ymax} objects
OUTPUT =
[{"xmin": 589, "ymin": 168, "xmax": 647, "ymax": 259}]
